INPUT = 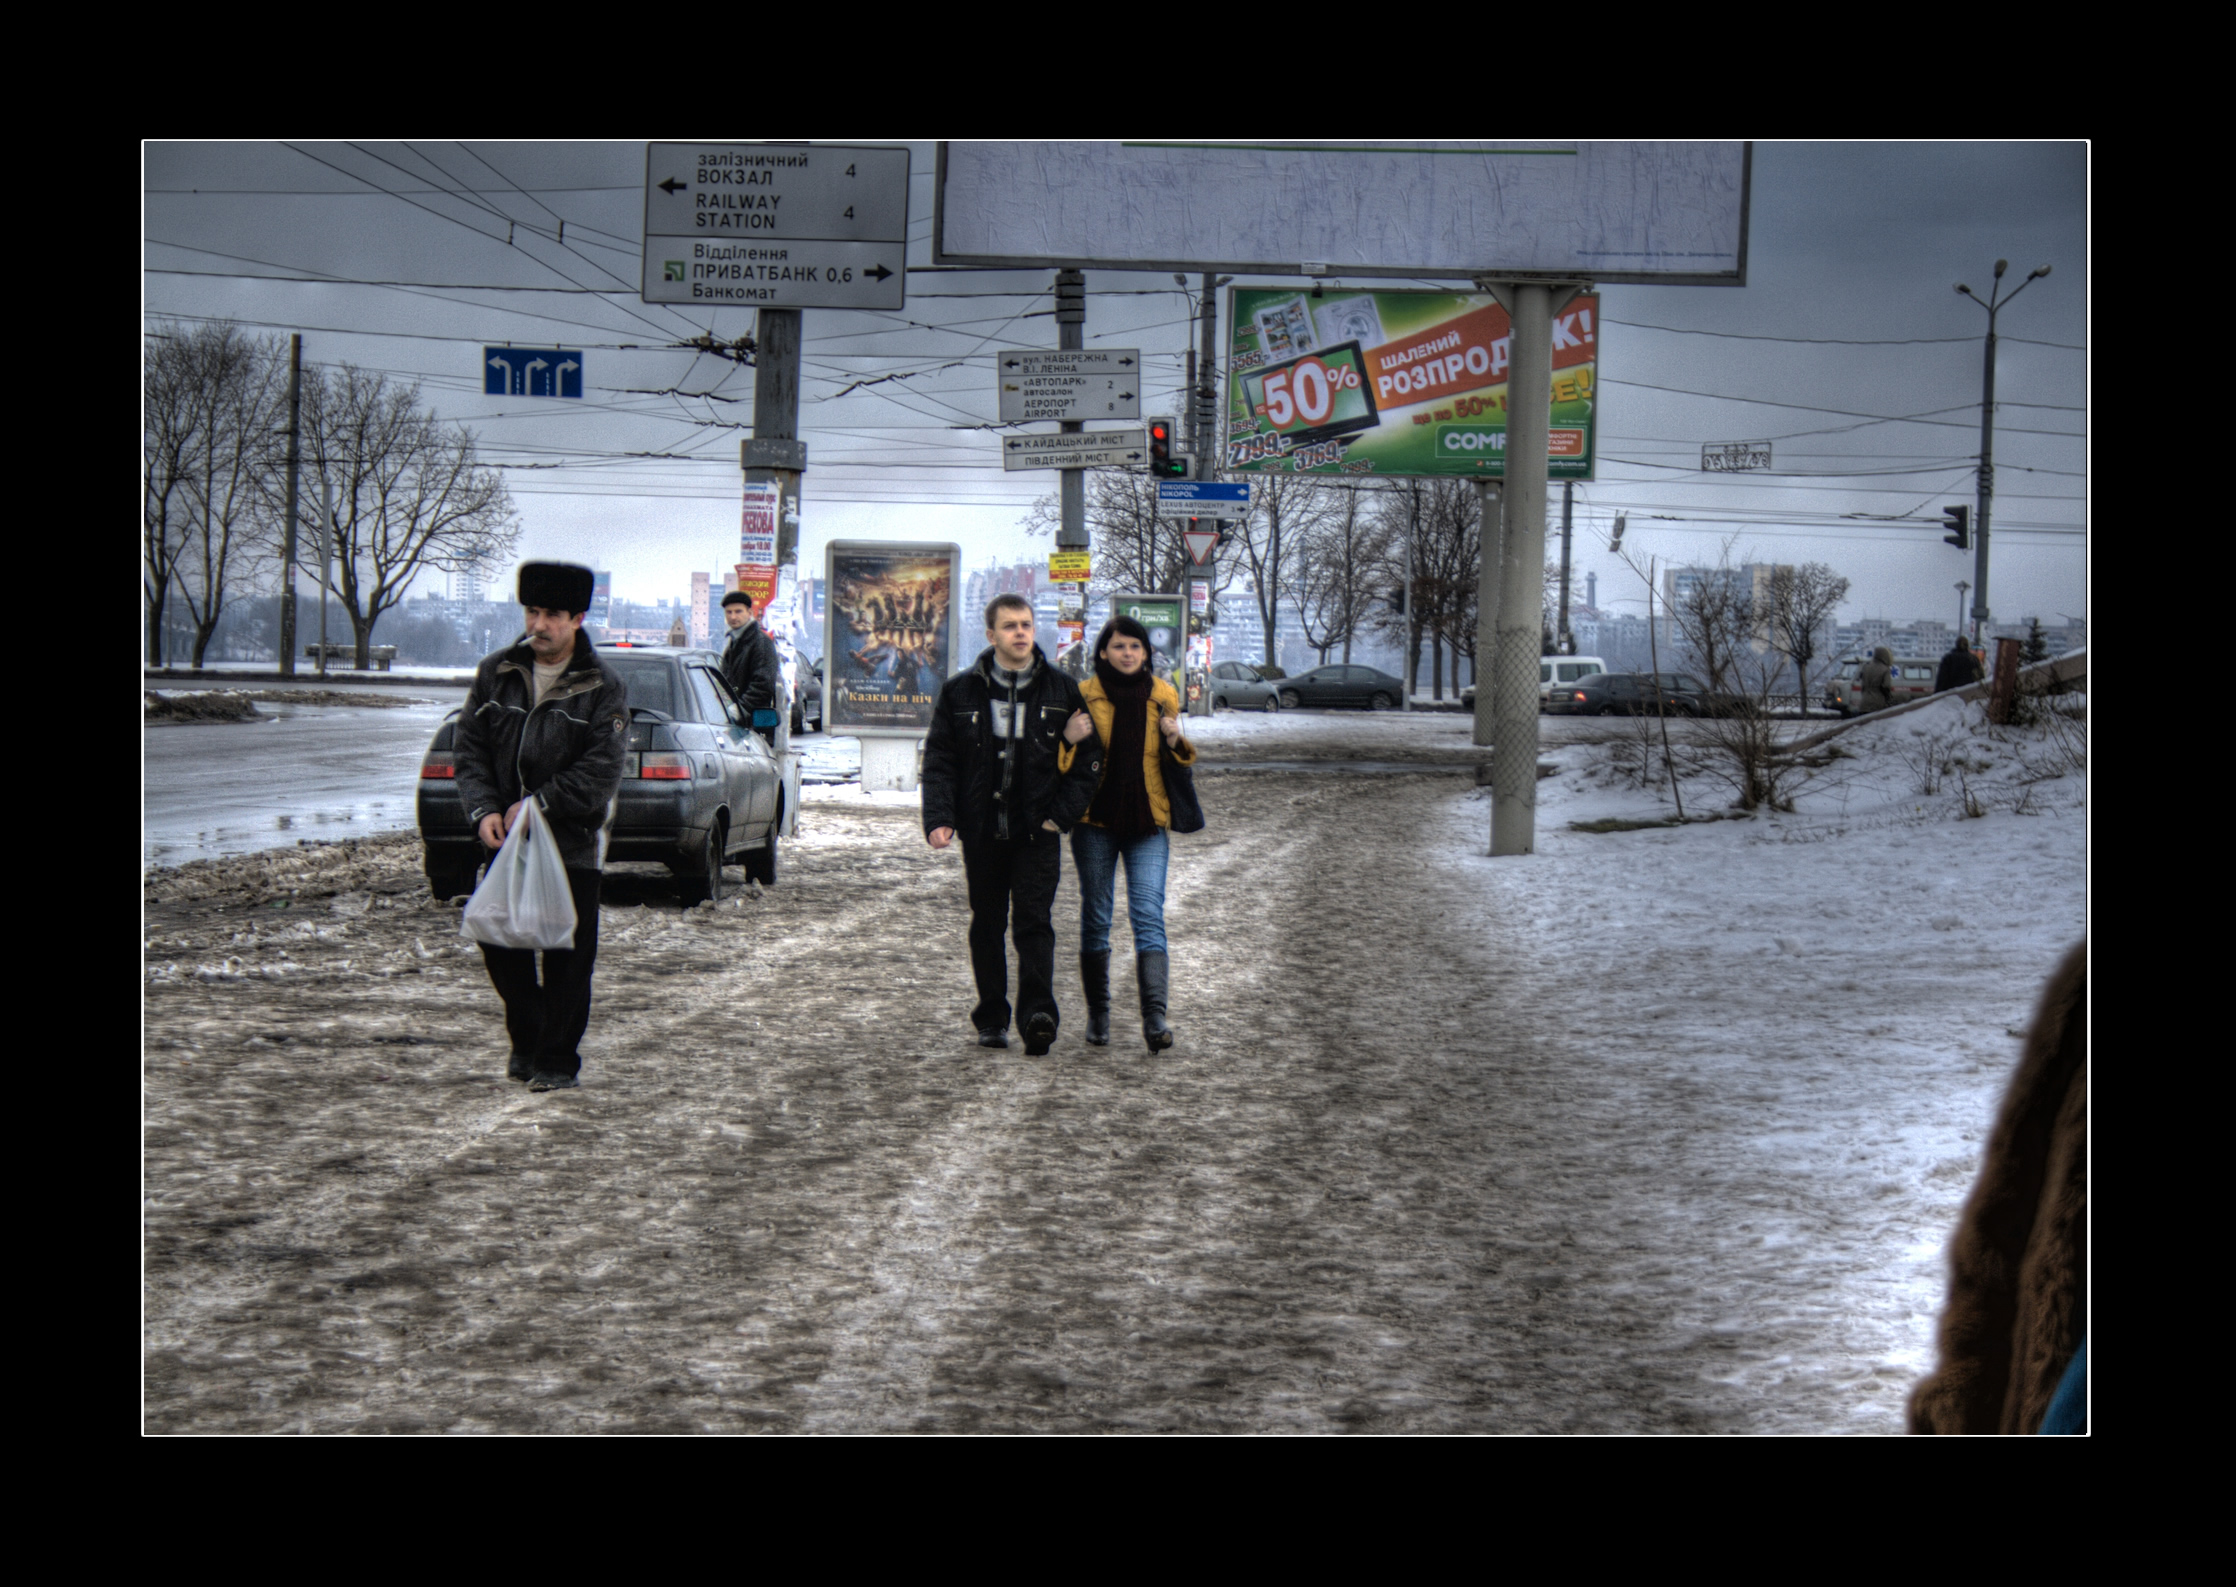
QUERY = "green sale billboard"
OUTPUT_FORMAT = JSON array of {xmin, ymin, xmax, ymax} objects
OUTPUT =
[{"xmin": 1225, "ymin": 288, "xmax": 1598, "ymax": 480}]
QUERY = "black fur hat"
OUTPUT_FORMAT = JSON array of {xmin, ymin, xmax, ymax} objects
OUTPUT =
[{"xmin": 518, "ymin": 561, "xmax": 595, "ymax": 614}]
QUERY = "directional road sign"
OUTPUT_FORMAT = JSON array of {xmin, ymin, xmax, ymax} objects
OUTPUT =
[
  {"xmin": 642, "ymin": 144, "xmax": 910, "ymax": 310},
  {"xmin": 996, "ymin": 349, "xmax": 1142, "ymax": 423},
  {"xmin": 1001, "ymin": 428, "xmax": 1149, "ymax": 472},
  {"xmin": 485, "ymin": 347, "xmax": 583, "ymax": 398},
  {"xmin": 1156, "ymin": 481, "xmax": 1251, "ymax": 519},
  {"xmin": 1184, "ymin": 528, "xmax": 1220, "ymax": 566}
]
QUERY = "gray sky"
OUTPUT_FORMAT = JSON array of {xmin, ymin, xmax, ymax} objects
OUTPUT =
[{"xmin": 143, "ymin": 141, "xmax": 2087, "ymax": 627}]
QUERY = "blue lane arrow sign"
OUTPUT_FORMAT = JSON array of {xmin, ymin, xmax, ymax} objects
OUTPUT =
[{"xmin": 484, "ymin": 347, "xmax": 584, "ymax": 399}]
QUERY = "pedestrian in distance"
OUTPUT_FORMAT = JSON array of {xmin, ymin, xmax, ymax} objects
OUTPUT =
[
  {"xmin": 1857, "ymin": 645, "xmax": 1897, "ymax": 713},
  {"xmin": 1064, "ymin": 615, "xmax": 1198, "ymax": 1053},
  {"xmin": 921, "ymin": 594, "xmax": 1099, "ymax": 1056},
  {"xmin": 720, "ymin": 588, "xmax": 782, "ymax": 743},
  {"xmin": 1935, "ymin": 634, "xmax": 1986, "ymax": 694},
  {"xmin": 454, "ymin": 562, "xmax": 631, "ymax": 1092}
]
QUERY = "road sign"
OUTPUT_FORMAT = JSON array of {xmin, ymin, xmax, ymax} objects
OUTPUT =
[
  {"xmin": 740, "ymin": 482, "xmax": 780, "ymax": 566},
  {"xmin": 1001, "ymin": 428, "xmax": 1148, "ymax": 472},
  {"xmin": 1049, "ymin": 550, "xmax": 1091, "ymax": 581},
  {"xmin": 1701, "ymin": 441, "xmax": 1772, "ymax": 472},
  {"xmin": 1157, "ymin": 481, "xmax": 1251, "ymax": 519},
  {"xmin": 1184, "ymin": 528, "xmax": 1219, "ymax": 567},
  {"xmin": 484, "ymin": 347, "xmax": 582, "ymax": 398},
  {"xmin": 996, "ymin": 349, "xmax": 1142, "ymax": 423},
  {"xmin": 642, "ymin": 144, "xmax": 910, "ymax": 310}
]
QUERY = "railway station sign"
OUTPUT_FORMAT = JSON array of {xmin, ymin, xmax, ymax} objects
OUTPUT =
[{"xmin": 643, "ymin": 144, "xmax": 910, "ymax": 310}]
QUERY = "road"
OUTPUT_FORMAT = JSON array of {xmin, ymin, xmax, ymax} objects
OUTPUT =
[{"xmin": 142, "ymin": 703, "xmax": 2086, "ymax": 1432}]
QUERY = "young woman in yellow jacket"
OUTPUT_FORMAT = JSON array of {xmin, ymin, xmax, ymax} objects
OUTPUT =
[{"xmin": 1061, "ymin": 615, "xmax": 1195, "ymax": 1050}]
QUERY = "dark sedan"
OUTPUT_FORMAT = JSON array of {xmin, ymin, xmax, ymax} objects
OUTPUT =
[
  {"xmin": 418, "ymin": 647, "xmax": 785, "ymax": 905},
  {"xmin": 1549, "ymin": 671, "xmax": 1746, "ymax": 717},
  {"xmin": 1276, "ymin": 664, "xmax": 1406, "ymax": 711}
]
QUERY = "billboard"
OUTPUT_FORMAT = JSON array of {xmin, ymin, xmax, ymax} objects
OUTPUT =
[
  {"xmin": 1106, "ymin": 593, "xmax": 1184, "ymax": 693},
  {"xmin": 824, "ymin": 541, "xmax": 963, "ymax": 738},
  {"xmin": 936, "ymin": 142, "xmax": 1748, "ymax": 285},
  {"xmin": 1225, "ymin": 288, "xmax": 1598, "ymax": 481}
]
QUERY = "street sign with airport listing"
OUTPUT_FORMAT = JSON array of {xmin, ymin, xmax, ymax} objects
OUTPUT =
[
  {"xmin": 997, "ymin": 349, "xmax": 1142, "ymax": 423},
  {"xmin": 642, "ymin": 143, "xmax": 909, "ymax": 310}
]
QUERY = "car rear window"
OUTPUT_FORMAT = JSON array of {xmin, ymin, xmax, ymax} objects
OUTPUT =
[{"xmin": 606, "ymin": 657, "xmax": 676, "ymax": 717}]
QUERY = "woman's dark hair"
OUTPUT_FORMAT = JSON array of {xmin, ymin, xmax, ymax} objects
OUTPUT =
[{"xmin": 1094, "ymin": 614, "xmax": 1152, "ymax": 660}]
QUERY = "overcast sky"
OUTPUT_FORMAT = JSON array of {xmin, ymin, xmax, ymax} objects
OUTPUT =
[{"xmin": 143, "ymin": 141, "xmax": 2087, "ymax": 628}]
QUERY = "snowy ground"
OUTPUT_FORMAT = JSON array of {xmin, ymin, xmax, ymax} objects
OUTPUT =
[{"xmin": 143, "ymin": 697, "xmax": 2085, "ymax": 1433}]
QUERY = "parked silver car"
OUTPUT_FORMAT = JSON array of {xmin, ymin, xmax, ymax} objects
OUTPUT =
[{"xmin": 1208, "ymin": 660, "xmax": 1282, "ymax": 711}]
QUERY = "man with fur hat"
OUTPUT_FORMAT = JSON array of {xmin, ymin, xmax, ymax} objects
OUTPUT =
[
  {"xmin": 453, "ymin": 562, "xmax": 631, "ymax": 1092},
  {"xmin": 921, "ymin": 594, "xmax": 1099, "ymax": 1056}
]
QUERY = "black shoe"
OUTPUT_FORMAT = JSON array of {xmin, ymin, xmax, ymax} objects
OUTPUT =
[
  {"xmin": 1137, "ymin": 951, "xmax": 1174, "ymax": 1052},
  {"xmin": 976, "ymin": 1027, "xmax": 1010, "ymax": 1049},
  {"xmin": 1022, "ymin": 1012, "xmax": 1057, "ymax": 1056},
  {"xmin": 1080, "ymin": 952, "xmax": 1112, "ymax": 1046},
  {"xmin": 527, "ymin": 1070, "xmax": 580, "ymax": 1092},
  {"xmin": 507, "ymin": 1056, "xmax": 535, "ymax": 1082}
]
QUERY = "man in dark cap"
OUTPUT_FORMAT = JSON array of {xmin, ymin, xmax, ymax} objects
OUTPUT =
[
  {"xmin": 720, "ymin": 588, "xmax": 782, "ymax": 741},
  {"xmin": 1935, "ymin": 633, "xmax": 1986, "ymax": 694},
  {"xmin": 453, "ymin": 562, "xmax": 631, "ymax": 1092}
]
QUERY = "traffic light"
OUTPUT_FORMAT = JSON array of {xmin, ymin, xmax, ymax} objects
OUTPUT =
[
  {"xmin": 1390, "ymin": 584, "xmax": 1408, "ymax": 615},
  {"xmin": 1941, "ymin": 504, "xmax": 1970, "ymax": 550},
  {"xmin": 1609, "ymin": 514, "xmax": 1626, "ymax": 552},
  {"xmin": 1148, "ymin": 416, "xmax": 1185, "ymax": 478}
]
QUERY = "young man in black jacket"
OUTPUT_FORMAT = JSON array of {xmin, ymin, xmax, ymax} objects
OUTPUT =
[
  {"xmin": 454, "ymin": 562, "xmax": 631, "ymax": 1092},
  {"xmin": 719, "ymin": 588, "xmax": 782, "ymax": 740},
  {"xmin": 922, "ymin": 594, "xmax": 1099, "ymax": 1055}
]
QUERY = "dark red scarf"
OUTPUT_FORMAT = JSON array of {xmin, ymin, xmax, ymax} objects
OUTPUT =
[{"xmin": 1089, "ymin": 663, "xmax": 1157, "ymax": 839}]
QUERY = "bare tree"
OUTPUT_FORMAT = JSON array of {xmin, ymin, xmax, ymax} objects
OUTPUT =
[
  {"xmin": 1021, "ymin": 471, "xmax": 1224, "ymax": 602},
  {"xmin": 1293, "ymin": 484, "xmax": 1392, "ymax": 665},
  {"xmin": 301, "ymin": 366, "xmax": 518, "ymax": 668},
  {"xmin": 143, "ymin": 324, "xmax": 214, "ymax": 666},
  {"xmin": 1666, "ymin": 562, "xmax": 1755, "ymax": 697},
  {"xmin": 1410, "ymin": 479, "xmax": 1480, "ymax": 698},
  {"xmin": 1227, "ymin": 472, "xmax": 1332, "ymax": 669},
  {"xmin": 1764, "ymin": 562, "xmax": 1850, "ymax": 700},
  {"xmin": 169, "ymin": 325, "xmax": 290, "ymax": 667}
]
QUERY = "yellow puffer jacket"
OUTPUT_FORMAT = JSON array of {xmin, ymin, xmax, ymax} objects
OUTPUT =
[{"xmin": 1061, "ymin": 673, "xmax": 1196, "ymax": 829}]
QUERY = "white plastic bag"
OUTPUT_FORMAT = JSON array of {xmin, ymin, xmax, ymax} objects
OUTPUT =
[{"xmin": 460, "ymin": 799, "xmax": 579, "ymax": 950}]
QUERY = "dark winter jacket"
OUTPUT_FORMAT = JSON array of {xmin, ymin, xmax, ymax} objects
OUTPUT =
[
  {"xmin": 921, "ymin": 646, "xmax": 1099, "ymax": 844},
  {"xmin": 1935, "ymin": 645, "xmax": 1985, "ymax": 693},
  {"xmin": 454, "ymin": 631, "xmax": 631, "ymax": 871},
  {"xmin": 720, "ymin": 619, "xmax": 782, "ymax": 716},
  {"xmin": 1908, "ymin": 940, "xmax": 2087, "ymax": 1434}
]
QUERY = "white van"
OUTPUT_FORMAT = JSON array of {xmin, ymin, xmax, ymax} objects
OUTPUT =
[{"xmin": 1539, "ymin": 656, "xmax": 1607, "ymax": 710}]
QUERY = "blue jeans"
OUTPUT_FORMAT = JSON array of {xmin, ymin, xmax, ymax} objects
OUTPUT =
[{"xmin": 1070, "ymin": 825, "xmax": 1168, "ymax": 955}]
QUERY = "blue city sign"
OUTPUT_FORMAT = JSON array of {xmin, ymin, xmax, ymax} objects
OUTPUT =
[
  {"xmin": 1155, "ymin": 481, "xmax": 1250, "ymax": 506},
  {"xmin": 484, "ymin": 347, "xmax": 584, "ymax": 398}
]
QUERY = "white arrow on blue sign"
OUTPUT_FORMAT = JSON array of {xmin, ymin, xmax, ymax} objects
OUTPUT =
[
  {"xmin": 1156, "ymin": 480, "xmax": 1250, "ymax": 519},
  {"xmin": 484, "ymin": 347, "xmax": 584, "ymax": 399}
]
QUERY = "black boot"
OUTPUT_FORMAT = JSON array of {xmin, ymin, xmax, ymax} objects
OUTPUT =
[
  {"xmin": 1137, "ymin": 950, "xmax": 1174, "ymax": 1052},
  {"xmin": 1081, "ymin": 951, "xmax": 1112, "ymax": 1046}
]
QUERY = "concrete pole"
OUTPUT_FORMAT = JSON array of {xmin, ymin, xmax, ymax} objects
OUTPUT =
[
  {"xmin": 1970, "ymin": 302, "xmax": 1997, "ymax": 645},
  {"xmin": 1491, "ymin": 283, "xmax": 1552, "ymax": 856},
  {"xmin": 318, "ymin": 477, "xmax": 333, "ymax": 678},
  {"xmin": 279, "ymin": 333, "xmax": 301, "ymax": 677},
  {"xmin": 745, "ymin": 307, "xmax": 806, "ymax": 760},
  {"xmin": 1473, "ymin": 480, "xmax": 1502, "ymax": 747},
  {"xmin": 1557, "ymin": 479, "xmax": 1574, "ymax": 652},
  {"xmin": 1187, "ymin": 272, "xmax": 1220, "ymax": 717}
]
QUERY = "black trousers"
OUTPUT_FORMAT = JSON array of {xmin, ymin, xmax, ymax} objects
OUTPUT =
[
  {"xmin": 478, "ymin": 866, "xmax": 603, "ymax": 1077},
  {"xmin": 960, "ymin": 834, "xmax": 1060, "ymax": 1034}
]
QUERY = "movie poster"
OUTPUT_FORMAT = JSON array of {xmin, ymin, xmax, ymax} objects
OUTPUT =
[{"xmin": 824, "ymin": 542, "xmax": 961, "ymax": 737}]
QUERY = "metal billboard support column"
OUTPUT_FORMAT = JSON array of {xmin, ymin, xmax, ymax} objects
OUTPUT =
[
  {"xmin": 1491, "ymin": 282, "xmax": 1553, "ymax": 856},
  {"xmin": 1474, "ymin": 480, "xmax": 1502, "ymax": 747},
  {"xmin": 1055, "ymin": 271, "xmax": 1087, "ymax": 554},
  {"xmin": 318, "ymin": 477, "xmax": 333, "ymax": 679},
  {"xmin": 1558, "ymin": 479, "xmax": 1574, "ymax": 652},
  {"xmin": 1188, "ymin": 272, "xmax": 1219, "ymax": 718},
  {"xmin": 279, "ymin": 333, "xmax": 301, "ymax": 678}
]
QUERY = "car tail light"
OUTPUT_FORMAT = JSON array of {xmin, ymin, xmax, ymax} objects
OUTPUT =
[
  {"xmin": 419, "ymin": 752, "xmax": 456, "ymax": 779},
  {"xmin": 638, "ymin": 752, "xmax": 691, "ymax": 780}
]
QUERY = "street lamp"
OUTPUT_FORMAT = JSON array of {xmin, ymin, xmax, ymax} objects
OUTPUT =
[
  {"xmin": 1955, "ymin": 579, "xmax": 1970, "ymax": 633},
  {"xmin": 1954, "ymin": 259, "xmax": 2052, "ymax": 644}
]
